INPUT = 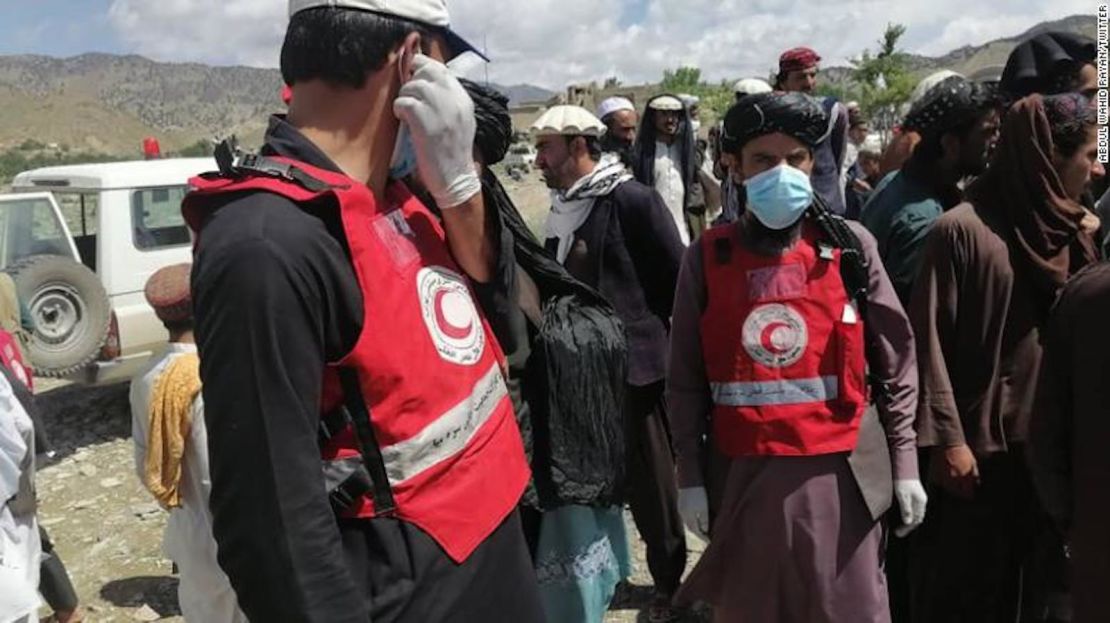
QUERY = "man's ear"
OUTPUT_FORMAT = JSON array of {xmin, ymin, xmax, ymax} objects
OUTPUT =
[
  {"xmin": 568, "ymin": 135, "xmax": 586, "ymax": 157},
  {"xmin": 397, "ymin": 32, "xmax": 422, "ymax": 82}
]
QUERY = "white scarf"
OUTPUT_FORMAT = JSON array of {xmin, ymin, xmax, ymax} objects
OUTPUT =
[{"xmin": 545, "ymin": 153, "xmax": 633, "ymax": 263}]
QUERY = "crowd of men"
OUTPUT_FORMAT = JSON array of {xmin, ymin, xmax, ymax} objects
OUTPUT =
[{"xmin": 2, "ymin": 2, "xmax": 1108, "ymax": 622}]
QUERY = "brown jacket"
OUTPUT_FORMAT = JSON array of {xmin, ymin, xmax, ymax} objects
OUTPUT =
[
  {"xmin": 1028, "ymin": 262, "xmax": 1110, "ymax": 623},
  {"xmin": 911, "ymin": 202, "xmax": 1092, "ymax": 452}
]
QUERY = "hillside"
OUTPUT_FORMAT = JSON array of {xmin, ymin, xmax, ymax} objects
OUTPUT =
[
  {"xmin": 0, "ymin": 53, "xmax": 554, "ymax": 155},
  {"xmin": 0, "ymin": 13, "xmax": 1094, "ymax": 156},
  {"xmin": 820, "ymin": 14, "xmax": 1095, "ymax": 86}
]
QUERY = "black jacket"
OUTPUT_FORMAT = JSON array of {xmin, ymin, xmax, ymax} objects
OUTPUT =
[{"xmin": 546, "ymin": 180, "xmax": 685, "ymax": 386}]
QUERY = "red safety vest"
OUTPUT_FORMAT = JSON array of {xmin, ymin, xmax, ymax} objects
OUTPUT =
[
  {"xmin": 0, "ymin": 329, "xmax": 31, "ymax": 390},
  {"xmin": 183, "ymin": 156, "xmax": 529, "ymax": 563},
  {"xmin": 700, "ymin": 222, "xmax": 867, "ymax": 457}
]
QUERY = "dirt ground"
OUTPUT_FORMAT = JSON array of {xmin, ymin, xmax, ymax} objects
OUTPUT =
[
  {"xmin": 27, "ymin": 169, "xmax": 711, "ymax": 622},
  {"xmin": 32, "ymin": 380, "xmax": 708, "ymax": 623}
]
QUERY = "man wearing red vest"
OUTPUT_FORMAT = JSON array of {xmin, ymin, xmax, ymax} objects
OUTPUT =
[
  {"xmin": 182, "ymin": 2, "xmax": 542, "ymax": 622},
  {"xmin": 666, "ymin": 92, "xmax": 927, "ymax": 621}
]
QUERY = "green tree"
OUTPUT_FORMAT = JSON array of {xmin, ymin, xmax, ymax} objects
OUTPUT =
[
  {"xmin": 850, "ymin": 23, "xmax": 915, "ymax": 138},
  {"xmin": 661, "ymin": 67, "xmax": 702, "ymax": 94},
  {"xmin": 17, "ymin": 139, "xmax": 45, "ymax": 152},
  {"xmin": 174, "ymin": 140, "xmax": 215, "ymax": 158},
  {"xmin": 658, "ymin": 66, "xmax": 734, "ymax": 121}
]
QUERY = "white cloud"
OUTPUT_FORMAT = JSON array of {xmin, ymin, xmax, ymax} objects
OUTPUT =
[{"xmin": 107, "ymin": 0, "xmax": 1094, "ymax": 88}]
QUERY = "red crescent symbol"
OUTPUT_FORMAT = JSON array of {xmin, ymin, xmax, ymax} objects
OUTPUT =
[
  {"xmin": 434, "ymin": 289, "xmax": 473, "ymax": 340},
  {"xmin": 760, "ymin": 321, "xmax": 792, "ymax": 354}
]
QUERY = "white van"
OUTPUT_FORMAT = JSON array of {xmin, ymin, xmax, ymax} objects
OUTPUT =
[{"xmin": 0, "ymin": 158, "xmax": 213, "ymax": 384}]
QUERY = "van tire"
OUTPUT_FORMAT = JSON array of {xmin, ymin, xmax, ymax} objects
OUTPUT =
[{"xmin": 5, "ymin": 255, "xmax": 111, "ymax": 378}]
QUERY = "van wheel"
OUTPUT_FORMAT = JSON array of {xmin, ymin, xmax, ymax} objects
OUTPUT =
[{"xmin": 4, "ymin": 255, "xmax": 110, "ymax": 378}]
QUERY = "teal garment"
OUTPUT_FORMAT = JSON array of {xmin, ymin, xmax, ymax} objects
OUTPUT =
[
  {"xmin": 534, "ymin": 505, "xmax": 631, "ymax": 623},
  {"xmin": 859, "ymin": 171, "xmax": 946, "ymax": 307}
]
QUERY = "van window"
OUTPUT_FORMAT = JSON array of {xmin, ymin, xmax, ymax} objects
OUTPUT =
[
  {"xmin": 53, "ymin": 192, "xmax": 99, "ymax": 270},
  {"xmin": 0, "ymin": 197, "xmax": 73, "ymax": 269},
  {"xmin": 132, "ymin": 186, "xmax": 190, "ymax": 250}
]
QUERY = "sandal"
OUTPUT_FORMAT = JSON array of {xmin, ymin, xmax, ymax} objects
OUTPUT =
[{"xmin": 41, "ymin": 609, "xmax": 85, "ymax": 623}]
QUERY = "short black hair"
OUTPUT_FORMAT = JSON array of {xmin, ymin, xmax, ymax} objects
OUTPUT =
[
  {"xmin": 565, "ymin": 135, "xmax": 603, "ymax": 162},
  {"xmin": 912, "ymin": 88, "xmax": 1003, "ymax": 163},
  {"xmin": 163, "ymin": 318, "xmax": 194, "ymax": 335},
  {"xmin": 281, "ymin": 7, "xmax": 429, "ymax": 89}
]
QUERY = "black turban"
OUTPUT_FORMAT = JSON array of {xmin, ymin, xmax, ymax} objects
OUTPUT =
[
  {"xmin": 721, "ymin": 92, "xmax": 829, "ymax": 154},
  {"xmin": 1000, "ymin": 31, "xmax": 1096, "ymax": 98},
  {"xmin": 903, "ymin": 75, "xmax": 997, "ymax": 137},
  {"xmin": 459, "ymin": 78, "xmax": 513, "ymax": 166}
]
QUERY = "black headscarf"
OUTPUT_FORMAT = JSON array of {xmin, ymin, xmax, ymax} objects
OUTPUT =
[
  {"xmin": 631, "ymin": 93, "xmax": 697, "ymax": 208},
  {"xmin": 459, "ymin": 78, "xmax": 514, "ymax": 166},
  {"xmin": 721, "ymin": 91, "xmax": 829, "ymax": 154},
  {"xmin": 458, "ymin": 79, "xmax": 629, "ymax": 510},
  {"xmin": 1001, "ymin": 32, "xmax": 1096, "ymax": 98},
  {"xmin": 903, "ymin": 75, "xmax": 999, "ymax": 139}
]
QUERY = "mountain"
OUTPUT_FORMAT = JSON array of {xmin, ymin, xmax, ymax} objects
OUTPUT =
[
  {"xmin": 820, "ymin": 14, "xmax": 1095, "ymax": 86},
  {"xmin": 0, "ymin": 53, "xmax": 552, "ymax": 154},
  {"xmin": 0, "ymin": 14, "xmax": 1091, "ymax": 154},
  {"xmin": 499, "ymin": 83, "xmax": 555, "ymax": 105}
]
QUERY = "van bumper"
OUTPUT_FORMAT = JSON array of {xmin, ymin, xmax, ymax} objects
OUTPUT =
[{"xmin": 68, "ymin": 352, "xmax": 152, "ymax": 386}]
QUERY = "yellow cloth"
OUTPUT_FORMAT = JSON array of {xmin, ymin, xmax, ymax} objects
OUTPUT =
[{"xmin": 143, "ymin": 352, "xmax": 201, "ymax": 509}]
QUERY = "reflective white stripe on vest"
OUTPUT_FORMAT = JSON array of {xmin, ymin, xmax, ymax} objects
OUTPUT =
[
  {"xmin": 380, "ymin": 364, "xmax": 507, "ymax": 485},
  {"xmin": 710, "ymin": 376, "xmax": 839, "ymax": 407}
]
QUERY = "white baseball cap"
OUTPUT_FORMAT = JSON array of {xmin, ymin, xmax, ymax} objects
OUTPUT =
[
  {"xmin": 596, "ymin": 97, "xmax": 635, "ymax": 120},
  {"xmin": 289, "ymin": 0, "xmax": 487, "ymax": 61},
  {"xmin": 531, "ymin": 106, "xmax": 606, "ymax": 137}
]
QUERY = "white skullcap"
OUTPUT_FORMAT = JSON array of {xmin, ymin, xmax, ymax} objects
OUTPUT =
[
  {"xmin": 648, "ymin": 95, "xmax": 684, "ymax": 111},
  {"xmin": 530, "ymin": 105, "xmax": 606, "ymax": 137},
  {"xmin": 860, "ymin": 135, "xmax": 883, "ymax": 155},
  {"xmin": 678, "ymin": 93, "xmax": 700, "ymax": 106},
  {"xmin": 732, "ymin": 78, "xmax": 773, "ymax": 96},
  {"xmin": 596, "ymin": 97, "xmax": 635, "ymax": 120}
]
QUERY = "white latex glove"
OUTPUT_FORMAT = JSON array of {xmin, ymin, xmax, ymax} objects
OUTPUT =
[
  {"xmin": 393, "ymin": 53, "xmax": 481, "ymax": 209},
  {"xmin": 678, "ymin": 486, "xmax": 710, "ymax": 542},
  {"xmin": 893, "ymin": 479, "xmax": 928, "ymax": 538}
]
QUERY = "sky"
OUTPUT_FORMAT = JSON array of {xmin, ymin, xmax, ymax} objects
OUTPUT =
[{"xmin": 0, "ymin": 0, "xmax": 1096, "ymax": 89}]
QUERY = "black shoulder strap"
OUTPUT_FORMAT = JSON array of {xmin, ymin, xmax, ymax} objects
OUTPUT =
[
  {"xmin": 335, "ymin": 368, "xmax": 396, "ymax": 515},
  {"xmin": 807, "ymin": 195, "xmax": 889, "ymax": 402},
  {"xmin": 213, "ymin": 136, "xmax": 334, "ymax": 193},
  {"xmin": 807, "ymin": 194, "xmax": 869, "ymax": 310}
]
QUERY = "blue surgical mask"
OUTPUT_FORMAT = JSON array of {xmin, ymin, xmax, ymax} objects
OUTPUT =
[
  {"xmin": 389, "ymin": 123, "xmax": 418, "ymax": 180},
  {"xmin": 743, "ymin": 164, "xmax": 814, "ymax": 230}
]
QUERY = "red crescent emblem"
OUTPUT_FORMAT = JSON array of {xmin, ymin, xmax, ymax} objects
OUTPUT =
[
  {"xmin": 434, "ymin": 289, "xmax": 474, "ymax": 340},
  {"xmin": 760, "ymin": 321, "xmax": 792, "ymax": 354}
]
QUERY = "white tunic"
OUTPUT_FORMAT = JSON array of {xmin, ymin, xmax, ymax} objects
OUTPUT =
[
  {"xmin": 0, "ymin": 373, "xmax": 40, "ymax": 623},
  {"xmin": 130, "ymin": 343, "xmax": 247, "ymax": 623},
  {"xmin": 653, "ymin": 141, "xmax": 690, "ymax": 246}
]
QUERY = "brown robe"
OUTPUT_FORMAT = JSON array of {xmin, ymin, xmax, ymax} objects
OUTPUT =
[
  {"xmin": 909, "ymin": 94, "xmax": 1100, "ymax": 621},
  {"xmin": 1028, "ymin": 262, "xmax": 1110, "ymax": 623},
  {"xmin": 667, "ymin": 220, "xmax": 919, "ymax": 622},
  {"xmin": 910, "ymin": 202, "xmax": 1047, "ymax": 452}
]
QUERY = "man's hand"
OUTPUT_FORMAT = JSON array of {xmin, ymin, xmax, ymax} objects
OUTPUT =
[
  {"xmin": 393, "ymin": 54, "xmax": 480, "ymax": 209},
  {"xmin": 678, "ymin": 486, "xmax": 710, "ymax": 542},
  {"xmin": 893, "ymin": 479, "xmax": 928, "ymax": 537},
  {"xmin": 932, "ymin": 443, "xmax": 980, "ymax": 500}
]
